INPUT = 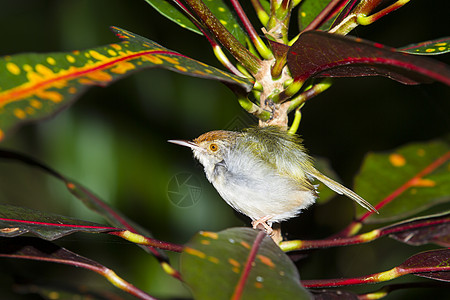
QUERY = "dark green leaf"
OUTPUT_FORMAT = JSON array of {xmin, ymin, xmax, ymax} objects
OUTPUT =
[
  {"xmin": 298, "ymin": 0, "xmax": 334, "ymax": 30},
  {"xmin": 180, "ymin": 227, "xmax": 311, "ymax": 299},
  {"xmin": 399, "ymin": 37, "xmax": 450, "ymax": 55},
  {"xmin": 0, "ymin": 26, "xmax": 252, "ymax": 141},
  {"xmin": 354, "ymin": 139, "xmax": 450, "ymax": 223},
  {"xmin": 144, "ymin": 0, "xmax": 248, "ymax": 44},
  {"xmin": 0, "ymin": 204, "xmax": 119, "ymax": 241},
  {"xmin": 0, "ymin": 149, "xmax": 167, "ymax": 260}
]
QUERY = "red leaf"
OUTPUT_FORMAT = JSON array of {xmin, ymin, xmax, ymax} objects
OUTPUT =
[{"xmin": 287, "ymin": 31, "xmax": 450, "ymax": 85}]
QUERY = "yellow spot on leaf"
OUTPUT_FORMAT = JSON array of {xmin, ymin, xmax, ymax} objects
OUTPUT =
[
  {"xmin": 218, "ymin": 7, "xmax": 225, "ymax": 12},
  {"xmin": 0, "ymin": 130, "xmax": 4, "ymax": 141},
  {"xmin": 36, "ymin": 64, "xmax": 55, "ymax": 77},
  {"xmin": 30, "ymin": 99, "xmax": 42, "ymax": 109},
  {"xmin": 200, "ymin": 240, "xmax": 210, "ymax": 245},
  {"xmin": 228, "ymin": 258, "xmax": 240, "ymax": 268},
  {"xmin": 86, "ymin": 71, "xmax": 113, "ymax": 82},
  {"xmin": 435, "ymin": 43, "xmax": 446, "ymax": 46},
  {"xmin": 389, "ymin": 153, "xmax": 406, "ymax": 167},
  {"xmin": 159, "ymin": 56, "xmax": 179, "ymax": 65},
  {"xmin": 78, "ymin": 78, "xmax": 95, "ymax": 85},
  {"xmin": 185, "ymin": 247, "xmax": 206, "ymax": 258},
  {"xmin": 254, "ymin": 282, "xmax": 263, "ymax": 289},
  {"xmin": 6, "ymin": 62, "xmax": 20, "ymax": 75},
  {"xmin": 14, "ymin": 108, "xmax": 26, "ymax": 119},
  {"xmin": 47, "ymin": 57, "xmax": 56, "ymax": 65},
  {"xmin": 23, "ymin": 64, "xmax": 32, "ymax": 72},
  {"xmin": 142, "ymin": 55, "xmax": 163, "ymax": 64},
  {"xmin": 208, "ymin": 256, "xmax": 219, "ymax": 264},
  {"xmin": 107, "ymin": 49, "xmax": 117, "ymax": 56},
  {"xmin": 66, "ymin": 55, "xmax": 76, "ymax": 63},
  {"xmin": 411, "ymin": 178, "xmax": 436, "ymax": 187},
  {"xmin": 68, "ymin": 87, "xmax": 77, "ymax": 94},
  {"xmin": 200, "ymin": 231, "xmax": 218, "ymax": 239},
  {"xmin": 240, "ymin": 241, "xmax": 250, "ymax": 249},
  {"xmin": 89, "ymin": 50, "xmax": 108, "ymax": 61},
  {"xmin": 220, "ymin": 20, "xmax": 227, "ymax": 25},
  {"xmin": 175, "ymin": 65, "xmax": 188, "ymax": 72},
  {"xmin": 111, "ymin": 44, "xmax": 122, "ymax": 51},
  {"xmin": 36, "ymin": 90, "xmax": 63, "ymax": 102},
  {"xmin": 438, "ymin": 47, "xmax": 446, "ymax": 51},
  {"xmin": 66, "ymin": 182, "xmax": 76, "ymax": 189},
  {"xmin": 257, "ymin": 255, "xmax": 275, "ymax": 268},
  {"xmin": 301, "ymin": 12, "xmax": 306, "ymax": 17},
  {"xmin": 426, "ymin": 48, "xmax": 436, "ymax": 53},
  {"xmin": 232, "ymin": 267, "xmax": 240, "ymax": 273},
  {"xmin": 110, "ymin": 61, "xmax": 135, "ymax": 74}
]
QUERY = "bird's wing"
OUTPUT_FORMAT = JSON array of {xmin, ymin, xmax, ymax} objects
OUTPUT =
[{"xmin": 306, "ymin": 169, "xmax": 378, "ymax": 213}]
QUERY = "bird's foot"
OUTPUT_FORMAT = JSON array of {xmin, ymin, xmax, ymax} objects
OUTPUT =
[{"xmin": 252, "ymin": 216, "xmax": 273, "ymax": 235}]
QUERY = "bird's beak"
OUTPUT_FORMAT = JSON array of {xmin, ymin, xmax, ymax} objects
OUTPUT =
[{"xmin": 168, "ymin": 139, "xmax": 199, "ymax": 150}]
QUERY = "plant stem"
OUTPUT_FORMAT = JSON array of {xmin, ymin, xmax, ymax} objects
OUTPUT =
[
  {"xmin": 230, "ymin": 0, "xmax": 273, "ymax": 59},
  {"xmin": 250, "ymin": 0, "xmax": 269, "ymax": 26},
  {"xmin": 184, "ymin": 0, "xmax": 262, "ymax": 74}
]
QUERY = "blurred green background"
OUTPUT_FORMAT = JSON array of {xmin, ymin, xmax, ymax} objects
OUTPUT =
[{"xmin": 0, "ymin": 0, "xmax": 449, "ymax": 299}]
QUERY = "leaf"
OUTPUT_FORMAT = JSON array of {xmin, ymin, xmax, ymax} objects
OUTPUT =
[
  {"xmin": 399, "ymin": 37, "xmax": 450, "ymax": 55},
  {"xmin": 0, "ymin": 204, "xmax": 120, "ymax": 241},
  {"xmin": 399, "ymin": 249, "xmax": 450, "ymax": 282},
  {"xmin": 287, "ymin": 31, "xmax": 450, "ymax": 85},
  {"xmin": 311, "ymin": 289, "xmax": 358, "ymax": 299},
  {"xmin": 387, "ymin": 211, "xmax": 450, "ymax": 247},
  {"xmin": 354, "ymin": 138, "xmax": 450, "ymax": 223},
  {"xmin": 144, "ymin": 0, "xmax": 248, "ymax": 44},
  {"xmin": 0, "ymin": 26, "xmax": 252, "ymax": 141},
  {"xmin": 0, "ymin": 237, "xmax": 156, "ymax": 299},
  {"xmin": 180, "ymin": 227, "xmax": 311, "ymax": 300},
  {"xmin": 298, "ymin": 0, "xmax": 335, "ymax": 31},
  {"xmin": 0, "ymin": 149, "xmax": 168, "ymax": 260}
]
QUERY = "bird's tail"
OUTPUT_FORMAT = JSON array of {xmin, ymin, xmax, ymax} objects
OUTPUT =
[{"xmin": 307, "ymin": 169, "xmax": 378, "ymax": 213}]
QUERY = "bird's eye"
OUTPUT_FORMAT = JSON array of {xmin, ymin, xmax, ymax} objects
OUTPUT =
[{"xmin": 209, "ymin": 143, "xmax": 219, "ymax": 152}]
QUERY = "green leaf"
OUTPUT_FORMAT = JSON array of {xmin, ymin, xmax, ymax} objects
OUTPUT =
[
  {"xmin": 144, "ymin": 0, "xmax": 202, "ymax": 34},
  {"xmin": 180, "ymin": 227, "xmax": 311, "ymax": 300},
  {"xmin": 354, "ymin": 138, "xmax": 450, "ymax": 223},
  {"xmin": 144, "ymin": 0, "xmax": 248, "ymax": 44},
  {"xmin": 0, "ymin": 149, "xmax": 168, "ymax": 260},
  {"xmin": 298, "ymin": 0, "xmax": 334, "ymax": 31},
  {"xmin": 399, "ymin": 37, "xmax": 450, "ymax": 55},
  {"xmin": 0, "ymin": 204, "xmax": 119, "ymax": 241},
  {"xmin": 0, "ymin": 26, "xmax": 252, "ymax": 141}
]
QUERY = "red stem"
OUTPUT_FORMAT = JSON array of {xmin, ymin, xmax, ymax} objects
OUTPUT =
[
  {"xmin": 231, "ymin": 231, "xmax": 267, "ymax": 300},
  {"xmin": 108, "ymin": 231, "xmax": 184, "ymax": 253},
  {"xmin": 229, "ymin": 0, "xmax": 261, "ymax": 47},
  {"xmin": 303, "ymin": 0, "xmax": 348, "ymax": 31},
  {"xmin": 301, "ymin": 266, "xmax": 450, "ymax": 288}
]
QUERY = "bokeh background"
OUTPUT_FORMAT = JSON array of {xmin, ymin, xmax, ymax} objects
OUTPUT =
[{"xmin": 0, "ymin": 0, "xmax": 449, "ymax": 299}]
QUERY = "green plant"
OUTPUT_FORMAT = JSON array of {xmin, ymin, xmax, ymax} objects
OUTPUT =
[{"xmin": 0, "ymin": 0, "xmax": 449, "ymax": 299}]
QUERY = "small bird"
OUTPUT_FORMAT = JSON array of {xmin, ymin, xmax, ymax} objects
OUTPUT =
[{"xmin": 169, "ymin": 126, "xmax": 377, "ymax": 233}]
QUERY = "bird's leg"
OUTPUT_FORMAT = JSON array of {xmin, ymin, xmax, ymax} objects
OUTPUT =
[{"xmin": 252, "ymin": 216, "xmax": 273, "ymax": 235}]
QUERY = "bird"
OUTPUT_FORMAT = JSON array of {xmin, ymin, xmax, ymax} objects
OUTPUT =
[{"xmin": 168, "ymin": 126, "xmax": 377, "ymax": 234}]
